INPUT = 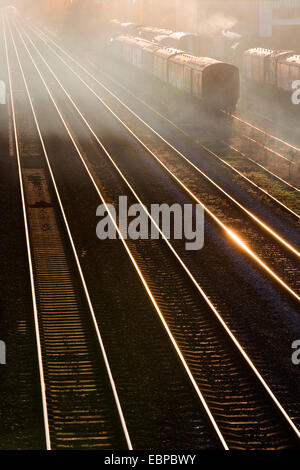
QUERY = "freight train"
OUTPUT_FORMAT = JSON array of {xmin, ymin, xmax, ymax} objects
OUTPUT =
[
  {"xmin": 243, "ymin": 48, "xmax": 300, "ymax": 96},
  {"xmin": 109, "ymin": 19, "xmax": 251, "ymax": 64},
  {"xmin": 110, "ymin": 36, "xmax": 240, "ymax": 112},
  {"xmin": 111, "ymin": 20, "xmax": 300, "ymax": 107},
  {"xmin": 108, "ymin": 20, "xmax": 300, "ymax": 104}
]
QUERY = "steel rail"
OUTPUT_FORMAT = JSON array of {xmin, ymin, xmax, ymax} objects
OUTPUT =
[
  {"xmin": 26, "ymin": 21, "xmax": 300, "ymax": 251},
  {"xmin": 9, "ymin": 16, "xmax": 229, "ymax": 450},
  {"xmin": 10, "ymin": 16, "xmax": 300, "ymax": 442},
  {"xmin": 236, "ymin": 90, "xmax": 300, "ymax": 155},
  {"xmin": 84, "ymin": 58, "xmax": 300, "ymax": 215},
  {"xmin": 5, "ymin": 14, "xmax": 133, "ymax": 450},
  {"xmin": 2, "ymin": 12, "xmax": 51, "ymax": 450},
  {"xmin": 17, "ymin": 19, "xmax": 300, "ymax": 305},
  {"xmin": 31, "ymin": 23, "xmax": 300, "ymax": 198},
  {"xmin": 224, "ymin": 109, "xmax": 300, "ymax": 157},
  {"xmin": 87, "ymin": 58, "xmax": 300, "ymax": 198}
]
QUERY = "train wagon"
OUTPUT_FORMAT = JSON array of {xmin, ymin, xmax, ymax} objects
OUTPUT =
[
  {"xmin": 243, "ymin": 48, "xmax": 296, "ymax": 86},
  {"xmin": 111, "ymin": 36, "xmax": 157, "ymax": 70},
  {"xmin": 168, "ymin": 54, "xmax": 240, "ymax": 110},
  {"xmin": 108, "ymin": 20, "xmax": 245, "ymax": 63},
  {"xmin": 209, "ymin": 30, "xmax": 245, "ymax": 64},
  {"xmin": 152, "ymin": 47, "xmax": 183, "ymax": 82},
  {"xmin": 141, "ymin": 43, "xmax": 166, "ymax": 76},
  {"xmin": 139, "ymin": 26, "xmax": 172, "ymax": 41},
  {"xmin": 152, "ymin": 34, "xmax": 172, "ymax": 47},
  {"xmin": 111, "ymin": 36, "xmax": 240, "ymax": 112},
  {"xmin": 264, "ymin": 50, "xmax": 293, "ymax": 87},
  {"xmin": 243, "ymin": 48, "xmax": 275, "ymax": 83},
  {"xmin": 277, "ymin": 54, "xmax": 300, "ymax": 93},
  {"xmin": 243, "ymin": 47, "xmax": 300, "ymax": 98},
  {"xmin": 158, "ymin": 32, "xmax": 201, "ymax": 57},
  {"xmin": 119, "ymin": 22, "xmax": 142, "ymax": 35}
]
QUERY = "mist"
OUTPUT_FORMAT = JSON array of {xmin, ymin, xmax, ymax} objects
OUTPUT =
[
  {"xmin": 195, "ymin": 13, "xmax": 238, "ymax": 36},
  {"xmin": 2, "ymin": 0, "xmax": 300, "ymax": 183}
]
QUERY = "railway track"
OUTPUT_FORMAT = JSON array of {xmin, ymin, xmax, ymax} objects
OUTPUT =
[
  {"xmin": 33, "ymin": 22, "xmax": 300, "ymax": 195},
  {"xmin": 237, "ymin": 84, "xmax": 300, "ymax": 155},
  {"xmin": 3, "ymin": 15, "xmax": 133, "ymax": 450},
  {"xmin": 20, "ymin": 19, "xmax": 300, "ymax": 300},
  {"xmin": 77, "ymin": 41, "xmax": 300, "ymax": 216},
  {"xmin": 82, "ymin": 56, "xmax": 300, "ymax": 214},
  {"xmin": 3, "ymin": 13, "xmax": 230, "ymax": 451},
  {"xmin": 84, "ymin": 67, "xmax": 300, "ymax": 217},
  {"xmin": 0, "ymin": 18, "xmax": 46, "ymax": 450},
  {"xmin": 220, "ymin": 109, "xmax": 300, "ymax": 189},
  {"xmin": 5, "ymin": 13, "xmax": 300, "ymax": 449}
]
